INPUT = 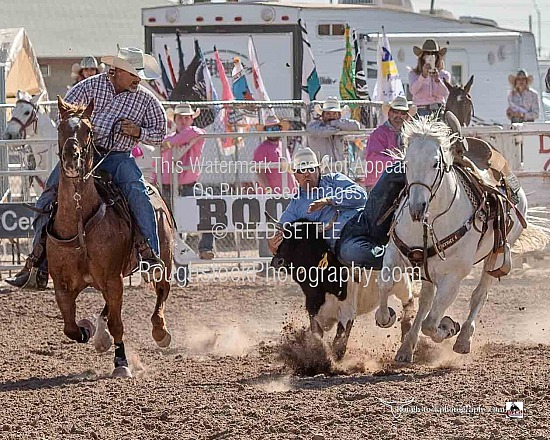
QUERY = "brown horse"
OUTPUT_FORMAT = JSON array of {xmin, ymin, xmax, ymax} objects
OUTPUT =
[
  {"xmin": 444, "ymin": 75, "xmax": 474, "ymax": 127},
  {"xmin": 50, "ymin": 96, "xmax": 174, "ymax": 378}
]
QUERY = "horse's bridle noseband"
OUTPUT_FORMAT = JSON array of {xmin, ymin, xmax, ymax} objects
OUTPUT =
[
  {"xmin": 405, "ymin": 147, "xmax": 453, "ymax": 207},
  {"xmin": 10, "ymin": 99, "xmax": 39, "ymax": 137},
  {"xmin": 58, "ymin": 115, "xmax": 95, "ymax": 181}
]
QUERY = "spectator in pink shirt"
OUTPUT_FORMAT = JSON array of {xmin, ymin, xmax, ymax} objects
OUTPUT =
[
  {"xmin": 364, "ymin": 96, "xmax": 416, "ymax": 191},
  {"xmin": 253, "ymin": 115, "xmax": 296, "ymax": 195},
  {"xmin": 152, "ymin": 103, "xmax": 215, "ymax": 260},
  {"xmin": 408, "ymin": 39, "xmax": 451, "ymax": 118}
]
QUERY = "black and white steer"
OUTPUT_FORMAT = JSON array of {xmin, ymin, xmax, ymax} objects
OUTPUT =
[{"xmin": 271, "ymin": 219, "xmax": 415, "ymax": 360}]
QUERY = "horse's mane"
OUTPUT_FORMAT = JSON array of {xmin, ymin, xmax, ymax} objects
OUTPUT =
[
  {"xmin": 60, "ymin": 102, "xmax": 89, "ymax": 119},
  {"xmin": 401, "ymin": 115, "xmax": 456, "ymax": 155}
]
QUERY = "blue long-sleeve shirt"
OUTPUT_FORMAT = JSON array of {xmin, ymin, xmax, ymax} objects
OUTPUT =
[{"xmin": 279, "ymin": 172, "xmax": 367, "ymax": 252}]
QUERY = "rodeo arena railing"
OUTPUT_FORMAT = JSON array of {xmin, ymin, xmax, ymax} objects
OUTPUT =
[{"xmin": 0, "ymin": 99, "xmax": 549, "ymax": 286}]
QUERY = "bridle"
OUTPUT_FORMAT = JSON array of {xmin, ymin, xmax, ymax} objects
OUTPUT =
[
  {"xmin": 54, "ymin": 113, "xmax": 102, "ymax": 254},
  {"xmin": 9, "ymin": 99, "xmax": 39, "ymax": 137},
  {"xmin": 58, "ymin": 114, "xmax": 96, "ymax": 182},
  {"xmin": 392, "ymin": 144, "xmax": 466, "ymax": 283}
]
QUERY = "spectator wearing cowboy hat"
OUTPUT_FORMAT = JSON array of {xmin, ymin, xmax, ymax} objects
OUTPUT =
[
  {"xmin": 306, "ymin": 96, "xmax": 360, "ymax": 165},
  {"xmin": 6, "ymin": 46, "xmax": 167, "ymax": 289},
  {"xmin": 151, "ymin": 103, "xmax": 215, "ymax": 260},
  {"xmin": 364, "ymin": 96, "xmax": 416, "ymax": 191},
  {"xmin": 253, "ymin": 115, "xmax": 296, "ymax": 195},
  {"xmin": 70, "ymin": 56, "xmax": 103, "ymax": 86},
  {"xmin": 268, "ymin": 147, "xmax": 389, "ymax": 269},
  {"xmin": 408, "ymin": 39, "xmax": 451, "ymax": 117},
  {"xmin": 506, "ymin": 69, "xmax": 539, "ymax": 123}
]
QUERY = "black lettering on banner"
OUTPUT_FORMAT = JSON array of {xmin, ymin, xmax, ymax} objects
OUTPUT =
[
  {"xmin": 232, "ymin": 198, "xmax": 260, "ymax": 230},
  {"xmin": 196, "ymin": 199, "xmax": 228, "ymax": 231}
]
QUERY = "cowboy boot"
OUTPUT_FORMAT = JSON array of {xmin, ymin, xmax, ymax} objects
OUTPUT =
[
  {"xmin": 137, "ymin": 240, "xmax": 166, "ymax": 283},
  {"xmin": 5, "ymin": 243, "xmax": 48, "ymax": 289}
]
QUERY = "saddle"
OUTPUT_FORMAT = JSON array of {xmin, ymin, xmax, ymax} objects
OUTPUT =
[
  {"xmin": 46, "ymin": 171, "xmax": 173, "ymax": 277},
  {"xmin": 445, "ymin": 113, "xmax": 526, "ymax": 278}
]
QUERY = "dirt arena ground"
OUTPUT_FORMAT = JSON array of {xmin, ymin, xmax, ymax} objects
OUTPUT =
[{"xmin": 0, "ymin": 250, "xmax": 548, "ymax": 440}]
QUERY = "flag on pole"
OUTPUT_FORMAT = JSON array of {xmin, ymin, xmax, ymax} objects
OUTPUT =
[
  {"xmin": 164, "ymin": 44, "xmax": 177, "ymax": 87},
  {"xmin": 247, "ymin": 35, "xmax": 270, "ymax": 101},
  {"xmin": 176, "ymin": 30, "xmax": 185, "ymax": 74},
  {"xmin": 157, "ymin": 53, "xmax": 173, "ymax": 96},
  {"xmin": 353, "ymin": 29, "xmax": 369, "ymax": 100},
  {"xmin": 339, "ymin": 24, "xmax": 356, "ymax": 101},
  {"xmin": 214, "ymin": 46, "xmax": 237, "ymax": 154},
  {"xmin": 372, "ymin": 28, "xmax": 404, "ymax": 103},
  {"xmin": 298, "ymin": 19, "xmax": 321, "ymax": 103},
  {"xmin": 231, "ymin": 57, "xmax": 254, "ymax": 100},
  {"xmin": 169, "ymin": 39, "xmax": 214, "ymax": 128}
]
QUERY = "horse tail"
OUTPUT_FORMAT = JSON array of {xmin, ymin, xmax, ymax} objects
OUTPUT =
[{"xmin": 511, "ymin": 207, "xmax": 550, "ymax": 254}]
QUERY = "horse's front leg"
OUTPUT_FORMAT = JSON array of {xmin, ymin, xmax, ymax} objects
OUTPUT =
[
  {"xmin": 421, "ymin": 275, "xmax": 462, "ymax": 343},
  {"xmin": 375, "ymin": 243, "xmax": 400, "ymax": 328},
  {"xmin": 54, "ymin": 284, "xmax": 91, "ymax": 343},
  {"xmin": 395, "ymin": 281, "xmax": 434, "ymax": 363},
  {"xmin": 151, "ymin": 277, "xmax": 172, "ymax": 348},
  {"xmin": 454, "ymin": 263, "xmax": 497, "ymax": 354},
  {"xmin": 104, "ymin": 276, "xmax": 132, "ymax": 378}
]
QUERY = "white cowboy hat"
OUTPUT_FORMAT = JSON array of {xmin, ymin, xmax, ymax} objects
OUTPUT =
[
  {"xmin": 289, "ymin": 147, "xmax": 322, "ymax": 172},
  {"xmin": 508, "ymin": 69, "xmax": 534, "ymax": 86},
  {"xmin": 71, "ymin": 56, "xmax": 104, "ymax": 80},
  {"xmin": 381, "ymin": 96, "xmax": 417, "ymax": 116},
  {"xmin": 413, "ymin": 39, "xmax": 447, "ymax": 57},
  {"xmin": 313, "ymin": 96, "xmax": 349, "ymax": 115},
  {"xmin": 173, "ymin": 103, "xmax": 201, "ymax": 118},
  {"xmin": 102, "ymin": 47, "xmax": 161, "ymax": 81}
]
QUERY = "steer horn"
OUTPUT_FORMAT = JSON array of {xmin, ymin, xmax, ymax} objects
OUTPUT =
[{"xmin": 265, "ymin": 211, "xmax": 283, "ymax": 231}]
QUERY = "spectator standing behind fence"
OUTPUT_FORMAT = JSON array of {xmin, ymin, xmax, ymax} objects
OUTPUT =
[
  {"xmin": 408, "ymin": 39, "xmax": 450, "ymax": 117},
  {"xmin": 506, "ymin": 69, "xmax": 539, "ymax": 123},
  {"xmin": 70, "ymin": 56, "xmax": 103, "ymax": 87},
  {"xmin": 151, "ymin": 103, "xmax": 215, "ymax": 260},
  {"xmin": 306, "ymin": 97, "xmax": 360, "ymax": 165},
  {"xmin": 364, "ymin": 96, "xmax": 415, "ymax": 191},
  {"xmin": 253, "ymin": 115, "xmax": 297, "ymax": 195}
]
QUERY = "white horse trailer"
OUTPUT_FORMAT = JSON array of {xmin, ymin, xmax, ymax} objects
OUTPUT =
[{"xmin": 143, "ymin": 1, "xmax": 542, "ymax": 124}]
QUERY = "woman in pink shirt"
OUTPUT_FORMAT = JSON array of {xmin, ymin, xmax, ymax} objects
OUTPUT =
[
  {"xmin": 152, "ymin": 103, "xmax": 215, "ymax": 259},
  {"xmin": 408, "ymin": 39, "xmax": 451, "ymax": 117}
]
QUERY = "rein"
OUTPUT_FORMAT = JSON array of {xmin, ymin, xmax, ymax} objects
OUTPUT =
[
  {"xmin": 10, "ymin": 99, "xmax": 39, "ymax": 137},
  {"xmin": 393, "ymin": 147, "xmax": 469, "ymax": 282},
  {"xmin": 50, "ymin": 114, "xmax": 106, "ymax": 255}
]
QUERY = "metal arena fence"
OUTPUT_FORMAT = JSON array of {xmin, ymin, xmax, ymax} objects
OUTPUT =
[{"xmin": 0, "ymin": 99, "xmax": 380, "ymax": 279}]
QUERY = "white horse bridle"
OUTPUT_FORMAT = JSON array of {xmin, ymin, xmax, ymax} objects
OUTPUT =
[{"xmin": 9, "ymin": 99, "xmax": 39, "ymax": 138}]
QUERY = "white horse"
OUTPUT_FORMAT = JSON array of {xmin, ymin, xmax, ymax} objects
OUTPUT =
[
  {"xmin": 3, "ymin": 90, "xmax": 57, "ymax": 197},
  {"xmin": 374, "ymin": 116, "xmax": 540, "ymax": 363}
]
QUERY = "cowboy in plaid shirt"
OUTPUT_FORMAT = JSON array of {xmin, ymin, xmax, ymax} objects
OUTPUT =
[{"xmin": 7, "ymin": 47, "xmax": 167, "ymax": 289}]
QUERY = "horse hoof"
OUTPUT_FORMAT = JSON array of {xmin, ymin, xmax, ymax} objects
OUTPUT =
[
  {"xmin": 440, "ymin": 316, "xmax": 460, "ymax": 338},
  {"xmin": 453, "ymin": 338, "xmax": 471, "ymax": 354},
  {"xmin": 395, "ymin": 350, "xmax": 413, "ymax": 364},
  {"xmin": 112, "ymin": 366, "xmax": 132, "ymax": 378},
  {"xmin": 94, "ymin": 316, "xmax": 111, "ymax": 353},
  {"xmin": 76, "ymin": 317, "xmax": 96, "ymax": 340},
  {"xmin": 155, "ymin": 331, "xmax": 172, "ymax": 348},
  {"xmin": 375, "ymin": 307, "xmax": 397, "ymax": 329}
]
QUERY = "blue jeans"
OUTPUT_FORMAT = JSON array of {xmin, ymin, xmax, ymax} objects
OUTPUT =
[
  {"xmin": 336, "ymin": 162, "xmax": 407, "ymax": 270},
  {"xmin": 33, "ymin": 151, "xmax": 160, "ymax": 271}
]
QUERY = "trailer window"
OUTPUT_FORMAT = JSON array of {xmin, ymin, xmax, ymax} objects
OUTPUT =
[
  {"xmin": 317, "ymin": 23, "xmax": 346, "ymax": 36},
  {"xmin": 451, "ymin": 65, "xmax": 463, "ymax": 86},
  {"xmin": 318, "ymin": 24, "xmax": 330, "ymax": 36},
  {"xmin": 332, "ymin": 24, "xmax": 345, "ymax": 35}
]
